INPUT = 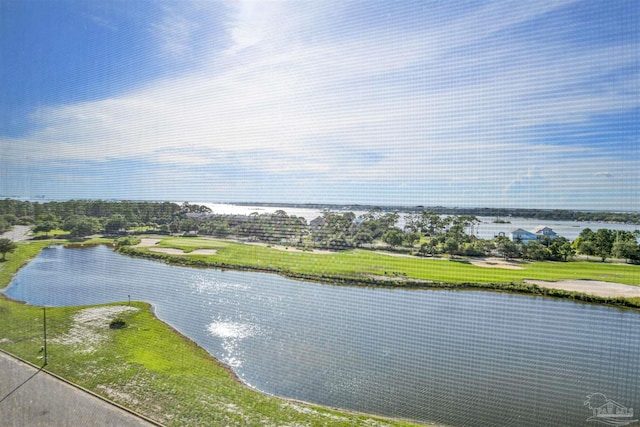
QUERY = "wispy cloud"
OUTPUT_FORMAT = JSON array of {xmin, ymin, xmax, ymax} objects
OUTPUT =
[{"xmin": 1, "ymin": 0, "xmax": 637, "ymax": 209}]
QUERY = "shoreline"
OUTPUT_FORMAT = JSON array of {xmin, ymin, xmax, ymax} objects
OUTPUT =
[
  {"xmin": 118, "ymin": 241, "xmax": 640, "ymax": 309},
  {"xmin": 3, "ymin": 238, "xmax": 639, "ymax": 307}
]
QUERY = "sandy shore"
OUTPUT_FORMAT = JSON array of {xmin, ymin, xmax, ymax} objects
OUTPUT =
[{"xmin": 526, "ymin": 279, "xmax": 640, "ymax": 298}]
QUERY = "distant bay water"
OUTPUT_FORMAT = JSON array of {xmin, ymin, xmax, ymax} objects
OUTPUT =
[{"xmin": 194, "ymin": 202, "xmax": 640, "ymax": 241}]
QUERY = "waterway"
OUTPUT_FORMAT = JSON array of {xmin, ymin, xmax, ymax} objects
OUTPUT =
[{"xmin": 4, "ymin": 245, "xmax": 640, "ymax": 426}]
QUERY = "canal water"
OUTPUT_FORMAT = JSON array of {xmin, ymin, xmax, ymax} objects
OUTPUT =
[{"xmin": 4, "ymin": 245, "xmax": 640, "ymax": 426}]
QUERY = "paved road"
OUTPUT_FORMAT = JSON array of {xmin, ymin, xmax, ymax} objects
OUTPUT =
[{"xmin": 0, "ymin": 351, "xmax": 158, "ymax": 426}]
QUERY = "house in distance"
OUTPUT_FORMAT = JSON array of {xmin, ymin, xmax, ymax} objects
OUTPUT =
[{"xmin": 510, "ymin": 226, "xmax": 560, "ymax": 243}]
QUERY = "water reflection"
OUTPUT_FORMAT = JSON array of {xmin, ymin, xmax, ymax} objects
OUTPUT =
[{"xmin": 207, "ymin": 319, "xmax": 263, "ymax": 368}]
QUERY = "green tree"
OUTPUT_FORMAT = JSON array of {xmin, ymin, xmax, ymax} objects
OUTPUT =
[
  {"xmin": 418, "ymin": 240, "xmax": 437, "ymax": 257},
  {"xmin": 0, "ymin": 218, "xmax": 10, "ymax": 234},
  {"xmin": 352, "ymin": 231, "xmax": 373, "ymax": 247},
  {"xmin": 382, "ymin": 229, "xmax": 404, "ymax": 249},
  {"xmin": 2, "ymin": 214, "xmax": 19, "ymax": 225},
  {"xmin": 612, "ymin": 239, "xmax": 639, "ymax": 263},
  {"xmin": 549, "ymin": 237, "xmax": 575, "ymax": 261},
  {"xmin": 358, "ymin": 208, "xmax": 399, "ymax": 239},
  {"xmin": 33, "ymin": 221, "xmax": 58, "ymax": 237},
  {"xmin": 105, "ymin": 214, "xmax": 128, "ymax": 235},
  {"xmin": 494, "ymin": 235, "xmax": 519, "ymax": 260},
  {"xmin": 403, "ymin": 232, "xmax": 421, "ymax": 248},
  {"xmin": 0, "ymin": 238, "xmax": 17, "ymax": 260},
  {"xmin": 523, "ymin": 241, "xmax": 550, "ymax": 261},
  {"xmin": 592, "ymin": 229, "xmax": 616, "ymax": 262},
  {"xmin": 443, "ymin": 237, "xmax": 459, "ymax": 257},
  {"xmin": 63, "ymin": 216, "xmax": 101, "ymax": 238}
]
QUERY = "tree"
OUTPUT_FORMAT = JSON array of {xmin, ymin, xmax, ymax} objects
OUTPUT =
[
  {"xmin": 523, "ymin": 241, "xmax": 550, "ymax": 261},
  {"xmin": 494, "ymin": 236, "xmax": 518, "ymax": 260},
  {"xmin": 105, "ymin": 214, "xmax": 128, "ymax": 235},
  {"xmin": 403, "ymin": 232, "xmax": 421, "ymax": 248},
  {"xmin": 382, "ymin": 229, "xmax": 404, "ymax": 249},
  {"xmin": 63, "ymin": 215, "xmax": 101, "ymax": 238},
  {"xmin": 0, "ymin": 218, "xmax": 11, "ymax": 234},
  {"xmin": 573, "ymin": 237, "xmax": 595, "ymax": 259},
  {"xmin": 352, "ymin": 231, "xmax": 373, "ymax": 247},
  {"xmin": 418, "ymin": 240, "xmax": 437, "ymax": 257},
  {"xmin": 612, "ymin": 239, "xmax": 639, "ymax": 263},
  {"xmin": 592, "ymin": 229, "xmax": 616, "ymax": 262},
  {"xmin": 549, "ymin": 237, "xmax": 575, "ymax": 261},
  {"xmin": 358, "ymin": 208, "xmax": 399, "ymax": 239},
  {"xmin": 33, "ymin": 221, "xmax": 57, "ymax": 237},
  {"xmin": 443, "ymin": 237, "xmax": 459, "ymax": 257},
  {"xmin": 0, "ymin": 238, "xmax": 17, "ymax": 260}
]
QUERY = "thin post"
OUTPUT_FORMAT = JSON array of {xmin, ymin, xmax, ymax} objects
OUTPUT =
[{"xmin": 42, "ymin": 307, "xmax": 48, "ymax": 366}]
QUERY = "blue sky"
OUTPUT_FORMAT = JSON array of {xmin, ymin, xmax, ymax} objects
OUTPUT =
[{"xmin": 1, "ymin": 0, "xmax": 638, "ymax": 210}]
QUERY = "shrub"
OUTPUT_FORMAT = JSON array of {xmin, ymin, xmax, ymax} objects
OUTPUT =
[{"xmin": 109, "ymin": 318, "xmax": 127, "ymax": 329}]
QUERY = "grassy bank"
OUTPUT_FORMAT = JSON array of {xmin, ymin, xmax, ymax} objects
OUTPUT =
[
  {"xmin": 118, "ymin": 236, "xmax": 640, "ymax": 308},
  {"xmin": 0, "ymin": 240, "xmax": 424, "ymax": 427}
]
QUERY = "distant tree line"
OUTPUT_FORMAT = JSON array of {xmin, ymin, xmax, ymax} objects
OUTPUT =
[
  {"xmin": 1, "ymin": 199, "xmax": 638, "ymax": 263},
  {"xmin": 0, "ymin": 199, "xmax": 187, "ymax": 238}
]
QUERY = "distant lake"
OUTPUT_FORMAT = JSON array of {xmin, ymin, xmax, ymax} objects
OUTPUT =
[
  {"xmin": 196, "ymin": 202, "xmax": 640, "ymax": 241},
  {"xmin": 5, "ymin": 245, "xmax": 640, "ymax": 426}
]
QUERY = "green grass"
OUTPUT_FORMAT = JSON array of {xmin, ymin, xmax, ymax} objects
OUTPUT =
[
  {"xmin": 0, "ymin": 239, "xmax": 426, "ymax": 427},
  {"xmin": 0, "ymin": 240, "xmax": 53, "ymax": 288},
  {"xmin": 132, "ymin": 236, "xmax": 640, "ymax": 286},
  {"xmin": 31, "ymin": 228, "xmax": 70, "ymax": 238}
]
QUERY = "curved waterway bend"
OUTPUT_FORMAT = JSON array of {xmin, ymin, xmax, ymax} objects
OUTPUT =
[{"xmin": 4, "ymin": 245, "xmax": 640, "ymax": 427}]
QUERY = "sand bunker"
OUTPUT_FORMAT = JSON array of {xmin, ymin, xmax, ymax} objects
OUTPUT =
[
  {"xmin": 468, "ymin": 257, "xmax": 525, "ymax": 270},
  {"xmin": 525, "ymin": 279, "xmax": 640, "ymax": 298},
  {"xmin": 148, "ymin": 247, "xmax": 218, "ymax": 256},
  {"xmin": 133, "ymin": 238, "xmax": 161, "ymax": 248},
  {"xmin": 133, "ymin": 238, "xmax": 217, "ymax": 255}
]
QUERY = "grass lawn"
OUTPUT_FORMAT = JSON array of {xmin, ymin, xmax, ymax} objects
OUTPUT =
[{"xmin": 0, "ymin": 239, "xmax": 424, "ymax": 427}]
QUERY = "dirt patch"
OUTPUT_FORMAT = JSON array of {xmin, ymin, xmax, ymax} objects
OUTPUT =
[
  {"xmin": 525, "ymin": 279, "xmax": 640, "ymax": 298},
  {"xmin": 52, "ymin": 306, "xmax": 139, "ymax": 353}
]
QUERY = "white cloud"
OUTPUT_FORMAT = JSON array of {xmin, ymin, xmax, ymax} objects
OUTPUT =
[
  {"xmin": 2, "ymin": 0, "xmax": 637, "ymax": 209},
  {"xmin": 151, "ymin": 7, "xmax": 201, "ymax": 58}
]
